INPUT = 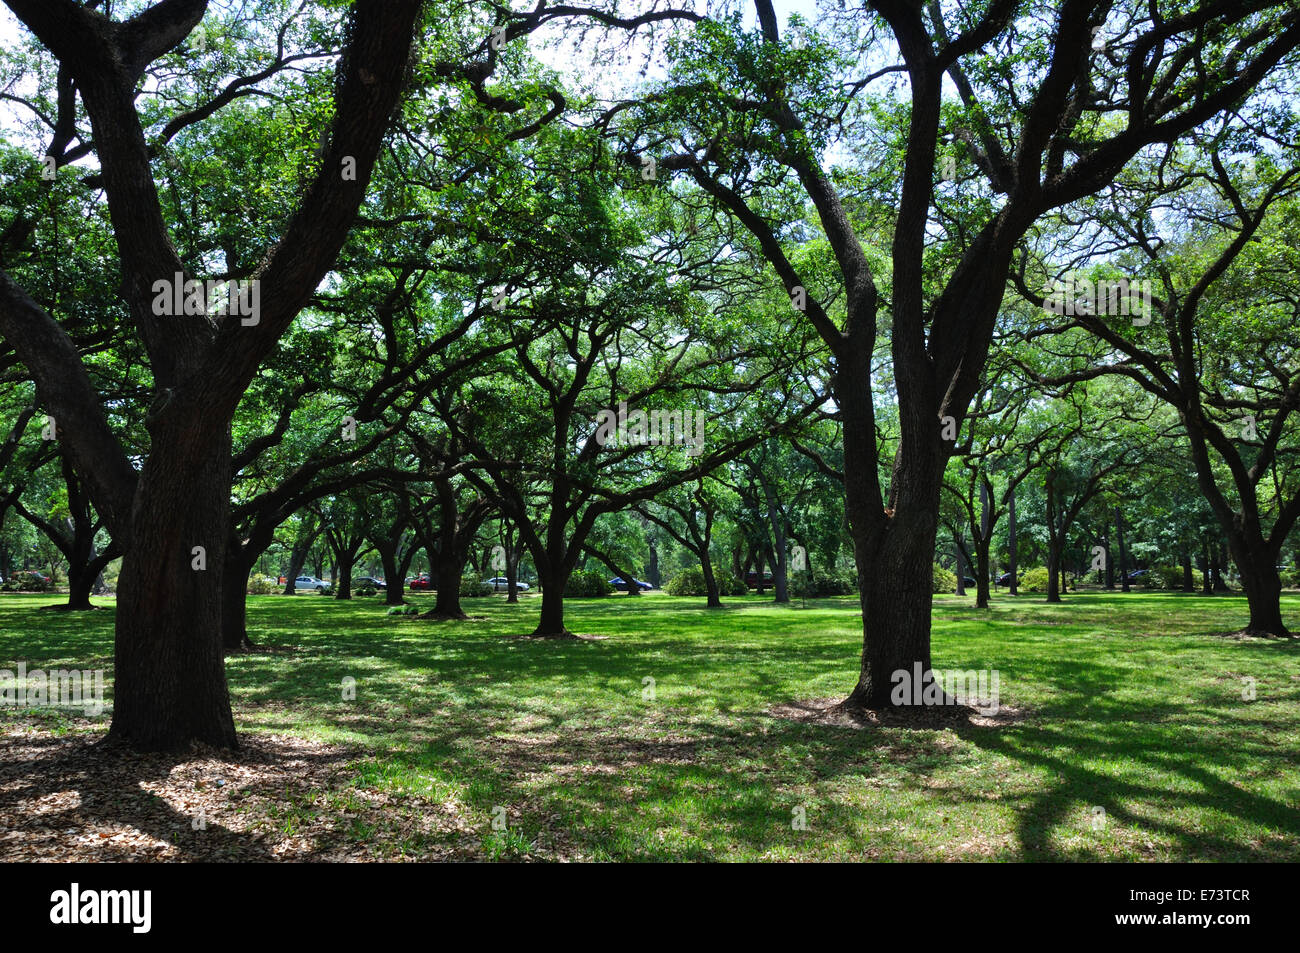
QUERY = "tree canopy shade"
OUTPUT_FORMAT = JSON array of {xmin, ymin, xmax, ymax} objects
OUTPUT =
[{"xmin": 2, "ymin": 0, "xmax": 1300, "ymax": 755}]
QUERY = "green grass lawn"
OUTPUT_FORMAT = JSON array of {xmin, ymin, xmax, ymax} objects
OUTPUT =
[{"xmin": 2, "ymin": 589, "xmax": 1298, "ymax": 861}]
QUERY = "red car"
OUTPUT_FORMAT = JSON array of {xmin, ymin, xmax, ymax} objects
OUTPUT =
[{"xmin": 408, "ymin": 574, "xmax": 432, "ymax": 591}]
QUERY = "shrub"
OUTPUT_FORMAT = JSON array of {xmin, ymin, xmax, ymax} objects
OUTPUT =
[
  {"xmin": 665, "ymin": 565, "xmax": 745, "ymax": 597},
  {"xmin": 931, "ymin": 564, "xmax": 957, "ymax": 594},
  {"xmin": 792, "ymin": 570, "xmax": 856, "ymax": 597},
  {"xmin": 386, "ymin": 605, "xmax": 419, "ymax": 616},
  {"xmin": 1018, "ymin": 566, "xmax": 1052, "ymax": 593},
  {"xmin": 460, "ymin": 576, "xmax": 493, "ymax": 597},
  {"xmin": 356, "ymin": 583, "xmax": 378, "ymax": 597},
  {"xmin": 246, "ymin": 574, "xmax": 277, "ymax": 595},
  {"xmin": 565, "ymin": 570, "xmax": 614, "ymax": 597},
  {"xmin": 2, "ymin": 572, "xmax": 53, "ymax": 592}
]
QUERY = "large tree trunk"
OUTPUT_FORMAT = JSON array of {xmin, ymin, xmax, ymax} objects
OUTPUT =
[
  {"xmin": 106, "ymin": 428, "xmax": 237, "ymax": 751},
  {"xmin": 65, "ymin": 561, "xmax": 96, "ymax": 610},
  {"xmin": 375, "ymin": 541, "xmax": 405, "ymax": 606},
  {"xmin": 843, "ymin": 500, "xmax": 943, "ymax": 709},
  {"xmin": 531, "ymin": 560, "xmax": 574, "ymax": 637},
  {"xmin": 839, "ymin": 350, "xmax": 948, "ymax": 711},
  {"xmin": 1228, "ymin": 537, "xmax": 1288, "ymax": 636},
  {"xmin": 334, "ymin": 552, "xmax": 355, "ymax": 600},
  {"xmin": 428, "ymin": 541, "xmax": 467, "ymax": 619}
]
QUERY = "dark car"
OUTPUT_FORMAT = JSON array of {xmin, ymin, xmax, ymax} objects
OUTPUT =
[
  {"xmin": 744, "ymin": 570, "xmax": 774, "ymax": 589},
  {"xmin": 996, "ymin": 572, "xmax": 1016, "ymax": 586},
  {"xmin": 609, "ymin": 577, "xmax": 653, "ymax": 591},
  {"xmin": 408, "ymin": 574, "xmax": 433, "ymax": 591},
  {"xmin": 962, "ymin": 575, "xmax": 977, "ymax": 587},
  {"xmin": 355, "ymin": 576, "xmax": 387, "ymax": 590},
  {"xmin": 1127, "ymin": 569, "xmax": 1149, "ymax": 581}
]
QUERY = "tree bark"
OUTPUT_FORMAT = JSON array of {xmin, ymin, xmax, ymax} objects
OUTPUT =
[
  {"xmin": 222, "ymin": 542, "xmax": 253, "ymax": 651},
  {"xmin": 106, "ymin": 427, "xmax": 238, "ymax": 751}
]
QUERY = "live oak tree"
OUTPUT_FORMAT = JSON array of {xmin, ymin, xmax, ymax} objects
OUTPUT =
[
  {"xmin": 629, "ymin": 0, "xmax": 1300, "ymax": 710},
  {"xmin": 0, "ymin": 0, "xmax": 425, "ymax": 749},
  {"xmin": 1026, "ymin": 132, "xmax": 1300, "ymax": 634}
]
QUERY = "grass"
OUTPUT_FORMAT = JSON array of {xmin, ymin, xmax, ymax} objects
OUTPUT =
[{"xmin": 2, "ymin": 588, "xmax": 1298, "ymax": 861}]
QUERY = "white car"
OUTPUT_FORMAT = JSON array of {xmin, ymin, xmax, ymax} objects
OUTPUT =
[
  {"xmin": 484, "ymin": 577, "xmax": 529, "ymax": 592},
  {"xmin": 294, "ymin": 575, "xmax": 330, "ymax": 592}
]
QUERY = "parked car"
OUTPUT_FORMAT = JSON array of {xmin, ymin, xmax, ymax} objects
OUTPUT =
[
  {"xmin": 996, "ymin": 572, "xmax": 1016, "ymax": 586},
  {"xmin": 408, "ymin": 574, "xmax": 433, "ymax": 591},
  {"xmin": 354, "ymin": 576, "xmax": 387, "ymax": 590},
  {"xmin": 294, "ymin": 575, "xmax": 330, "ymax": 593},
  {"xmin": 609, "ymin": 577, "xmax": 653, "ymax": 591},
  {"xmin": 1127, "ymin": 569, "xmax": 1149, "ymax": 581},
  {"xmin": 961, "ymin": 575, "xmax": 977, "ymax": 587},
  {"xmin": 484, "ymin": 577, "xmax": 530, "ymax": 592},
  {"xmin": 744, "ymin": 570, "xmax": 774, "ymax": 589}
]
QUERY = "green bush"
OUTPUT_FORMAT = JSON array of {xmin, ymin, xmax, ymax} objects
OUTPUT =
[
  {"xmin": 246, "ymin": 574, "xmax": 277, "ymax": 595},
  {"xmin": 792, "ymin": 570, "xmax": 856, "ymax": 597},
  {"xmin": 931, "ymin": 564, "xmax": 957, "ymax": 594},
  {"xmin": 665, "ymin": 565, "xmax": 745, "ymax": 597},
  {"xmin": 386, "ymin": 605, "xmax": 419, "ymax": 616},
  {"xmin": 459, "ymin": 576, "xmax": 493, "ymax": 597},
  {"xmin": 356, "ymin": 583, "xmax": 378, "ymax": 597},
  {"xmin": 1018, "ymin": 566, "xmax": 1052, "ymax": 593},
  {"xmin": 565, "ymin": 570, "xmax": 614, "ymax": 597}
]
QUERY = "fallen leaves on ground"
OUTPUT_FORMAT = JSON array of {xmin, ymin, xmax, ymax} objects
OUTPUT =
[{"xmin": 0, "ymin": 724, "xmax": 491, "ymax": 862}]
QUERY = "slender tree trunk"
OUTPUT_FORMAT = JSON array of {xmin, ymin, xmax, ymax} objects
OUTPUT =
[
  {"xmin": 222, "ymin": 544, "xmax": 252, "ymax": 651},
  {"xmin": 954, "ymin": 540, "xmax": 966, "ymax": 596},
  {"xmin": 506, "ymin": 541, "xmax": 520, "ymax": 604},
  {"xmin": 1201, "ymin": 544, "xmax": 1213, "ymax": 594},
  {"xmin": 975, "ymin": 479, "xmax": 991, "ymax": 608},
  {"xmin": 759, "ymin": 474, "xmax": 789, "ymax": 603},
  {"xmin": 1046, "ymin": 541, "xmax": 1062, "ymax": 603},
  {"xmin": 647, "ymin": 538, "xmax": 661, "ymax": 589},
  {"xmin": 701, "ymin": 551, "xmax": 722, "ymax": 608},
  {"xmin": 1007, "ymin": 492, "xmax": 1018, "ymax": 595},
  {"xmin": 1181, "ymin": 551, "xmax": 1194, "ymax": 592},
  {"xmin": 1116, "ymin": 508, "xmax": 1130, "ymax": 592},
  {"xmin": 106, "ymin": 427, "xmax": 237, "ymax": 751}
]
